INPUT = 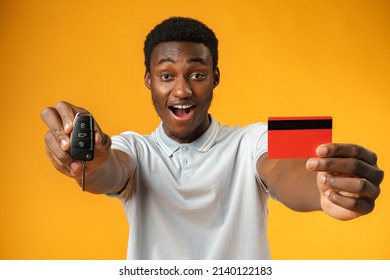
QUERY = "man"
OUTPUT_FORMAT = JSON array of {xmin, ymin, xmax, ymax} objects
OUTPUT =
[{"xmin": 41, "ymin": 17, "xmax": 384, "ymax": 259}]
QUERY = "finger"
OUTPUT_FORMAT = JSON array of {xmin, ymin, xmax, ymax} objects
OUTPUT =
[
  {"xmin": 46, "ymin": 146, "xmax": 79, "ymax": 177},
  {"xmin": 326, "ymin": 190, "xmax": 375, "ymax": 215},
  {"xmin": 55, "ymin": 101, "xmax": 87, "ymax": 134},
  {"xmin": 318, "ymin": 172, "xmax": 380, "ymax": 200},
  {"xmin": 95, "ymin": 130, "xmax": 111, "ymax": 152},
  {"xmin": 45, "ymin": 130, "xmax": 73, "ymax": 167},
  {"xmin": 54, "ymin": 101, "xmax": 76, "ymax": 134},
  {"xmin": 46, "ymin": 143, "xmax": 68, "ymax": 174},
  {"xmin": 46, "ymin": 142, "xmax": 81, "ymax": 178},
  {"xmin": 307, "ymin": 157, "xmax": 383, "ymax": 186},
  {"xmin": 45, "ymin": 131, "xmax": 82, "ymax": 176},
  {"xmin": 41, "ymin": 107, "xmax": 70, "ymax": 151},
  {"xmin": 317, "ymin": 143, "xmax": 379, "ymax": 166}
]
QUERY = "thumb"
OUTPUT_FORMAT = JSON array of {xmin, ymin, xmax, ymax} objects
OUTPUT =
[{"xmin": 95, "ymin": 130, "xmax": 111, "ymax": 152}]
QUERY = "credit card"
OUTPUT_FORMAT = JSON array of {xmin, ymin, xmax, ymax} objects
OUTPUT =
[{"xmin": 268, "ymin": 116, "xmax": 332, "ymax": 159}]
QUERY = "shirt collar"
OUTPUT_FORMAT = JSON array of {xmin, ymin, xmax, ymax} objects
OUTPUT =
[{"xmin": 154, "ymin": 115, "xmax": 219, "ymax": 157}]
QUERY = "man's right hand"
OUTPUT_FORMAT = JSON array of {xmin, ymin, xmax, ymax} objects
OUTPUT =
[{"xmin": 41, "ymin": 101, "xmax": 112, "ymax": 181}]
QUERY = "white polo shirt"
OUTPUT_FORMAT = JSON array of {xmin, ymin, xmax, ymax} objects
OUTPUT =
[{"xmin": 111, "ymin": 116, "xmax": 270, "ymax": 259}]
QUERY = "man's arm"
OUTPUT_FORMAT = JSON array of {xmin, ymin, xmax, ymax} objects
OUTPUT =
[
  {"xmin": 257, "ymin": 143, "xmax": 384, "ymax": 220},
  {"xmin": 257, "ymin": 157, "xmax": 321, "ymax": 212},
  {"xmin": 41, "ymin": 101, "xmax": 134, "ymax": 194}
]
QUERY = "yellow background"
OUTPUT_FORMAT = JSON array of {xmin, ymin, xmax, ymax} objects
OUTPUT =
[{"xmin": 1, "ymin": 0, "xmax": 389, "ymax": 259}]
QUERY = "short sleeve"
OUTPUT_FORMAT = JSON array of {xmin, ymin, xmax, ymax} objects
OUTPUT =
[
  {"xmin": 252, "ymin": 123, "xmax": 269, "ymax": 193},
  {"xmin": 105, "ymin": 132, "xmax": 139, "ymax": 199}
]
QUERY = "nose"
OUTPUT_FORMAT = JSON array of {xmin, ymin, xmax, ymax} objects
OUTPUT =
[{"xmin": 172, "ymin": 77, "xmax": 192, "ymax": 98}]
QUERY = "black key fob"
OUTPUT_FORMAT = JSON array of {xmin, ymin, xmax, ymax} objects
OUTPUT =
[{"xmin": 70, "ymin": 112, "xmax": 95, "ymax": 161}]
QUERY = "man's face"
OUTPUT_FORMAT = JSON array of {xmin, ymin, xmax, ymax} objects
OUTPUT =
[{"xmin": 145, "ymin": 41, "xmax": 220, "ymax": 143}]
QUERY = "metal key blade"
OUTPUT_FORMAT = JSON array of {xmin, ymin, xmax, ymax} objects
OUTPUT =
[{"xmin": 82, "ymin": 160, "xmax": 86, "ymax": 191}]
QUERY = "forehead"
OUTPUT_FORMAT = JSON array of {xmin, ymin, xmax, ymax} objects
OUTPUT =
[{"xmin": 150, "ymin": 41, "xmax": 212, "ymax": 65}]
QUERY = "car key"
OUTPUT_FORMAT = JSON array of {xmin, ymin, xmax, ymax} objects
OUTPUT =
[{"xmin": 70, "ymin": 112, "xmax": 95, "ymax": 191}]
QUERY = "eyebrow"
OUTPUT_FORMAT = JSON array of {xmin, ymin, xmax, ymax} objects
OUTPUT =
[
  {"xmin": 158, "ymin": 57, "xmax": 175, "ymax": 65},
  {"xmin": 188, "ymin": 57, "xmax": 207, "ymax": 65},
  {"xmin": 157, "ymin": 57, "xmax": 207, "ymax": 66}
]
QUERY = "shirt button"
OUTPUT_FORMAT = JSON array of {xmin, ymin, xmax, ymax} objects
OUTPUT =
[
  {"xmin": 182, "ymin": 146, "xmax": 189, "ymax": 152},
  {"xmin": 184, "ymin": 159, "xmax": 189, "ymax": 164}
]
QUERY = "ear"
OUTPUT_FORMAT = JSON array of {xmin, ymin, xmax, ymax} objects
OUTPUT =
[
  {"xmin": 213, "ymin": 67, "xmax": 220, "ymax": 88},
  {"xmin": 144, "ymin": 71, "xmax": 152, "ymax": 90}
]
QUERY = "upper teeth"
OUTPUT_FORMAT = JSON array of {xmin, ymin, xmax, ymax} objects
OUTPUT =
[{"xmin": 173, "ymin": 105, "xmax": 192, "ymax": 109}]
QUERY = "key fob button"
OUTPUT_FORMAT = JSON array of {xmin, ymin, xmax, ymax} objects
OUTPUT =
[
  {"xmin": 74, "ymin": 118, "xmax": 92, "ymax": 130},
  {"xmin": 76, "ymin": 131, "xmax": 90, "ymax": 138},
  {"xmin": 75, "ymin": 140, "xmax": 91, "ymax": 149}
]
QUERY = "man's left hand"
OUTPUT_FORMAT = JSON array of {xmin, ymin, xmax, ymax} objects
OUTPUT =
[{"xmin": 306, "ymin": 143, "xmax": 384, "ymax": 220}]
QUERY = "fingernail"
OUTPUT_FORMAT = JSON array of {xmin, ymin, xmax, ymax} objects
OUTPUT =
[
  {"xmin": 325, "ymin": 189, "xmax": 332, "ymax": 198},
  {"xmin": 306, "ymin": 159, "xmax": 319, "ymax": 170},
  {"xmin": 61, "ymin": 139, "xmax": 68, "ymax": 150},
  {"xmin": 64, "ymin": 122, "xmax": 71, "ymax": 132},
  {"xmin": 317, "ymin": 145, "xmax": 328, "ymax": 157},
  {"xmin": 70, "ymin": 161, "xmax": 79, "ymax": 172},
  {"xmin": 320, "ymin": 174, "xmax": 326, "ymax": 184},
  {"xmin": 95, "ymin": 131, "xmax": 102, "ymax": 145}
]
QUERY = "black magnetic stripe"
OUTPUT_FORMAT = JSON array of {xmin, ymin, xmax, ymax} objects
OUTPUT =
[{"xmin": 268, "ymin": 119, "xmax": 332, "ymax": 130}]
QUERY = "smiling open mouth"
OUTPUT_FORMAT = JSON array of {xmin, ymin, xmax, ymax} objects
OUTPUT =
[{"xmin": 169, "ymin": 104, "xmax": 195, "ymax": 118}]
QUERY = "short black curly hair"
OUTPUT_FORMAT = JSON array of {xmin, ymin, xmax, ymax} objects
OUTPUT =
[{"xmin": 144, "ymin": 17, "xmax": 219, "ymax": 72}]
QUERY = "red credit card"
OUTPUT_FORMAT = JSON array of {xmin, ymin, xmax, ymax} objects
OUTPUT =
[{"xmin": 268, "ymin": 116, "xmax": 332, "ymax": 159}]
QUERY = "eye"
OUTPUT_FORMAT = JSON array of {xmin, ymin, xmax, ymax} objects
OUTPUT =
[
  {"xmin": 190, "ymin": 72, "xmax": 205, "ymax": 81},
  {"xmin": 160, "ymin": 73, "xmax": 174, "ymax": 81}
]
